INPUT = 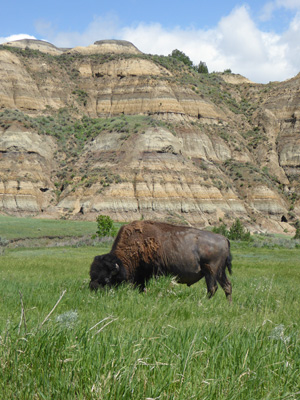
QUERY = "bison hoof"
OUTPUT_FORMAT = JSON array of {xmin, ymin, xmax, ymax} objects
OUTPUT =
[{"xmin": 89, "ymin": 281, "xmax": 100, "ymax": 291}]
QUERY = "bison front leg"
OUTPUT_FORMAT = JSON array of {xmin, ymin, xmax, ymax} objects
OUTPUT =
[
  {"xmin": 136, "ymin": 281, "xmax": 146, "ymax": 292},
  {"xmin": 132, "ymin": 274, "xmax": 147, "ymax": 292},
  {"xmin": 89, "ymin": 280, "xmax": 100, "ymax": 291}
]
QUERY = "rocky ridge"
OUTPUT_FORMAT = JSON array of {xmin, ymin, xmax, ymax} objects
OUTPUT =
[{"xmin": 0, "ymin": 39, "xmax": 299, "ymax": 233}]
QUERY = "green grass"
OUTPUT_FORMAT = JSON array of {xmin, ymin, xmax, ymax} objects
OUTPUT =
[
  {"xmin": 0, "ymin": 215, "xmax": 97, "ymax": 240},
  {"xmin": 1, "ymin": 242, "xmax": 299, "ymax": 399}
]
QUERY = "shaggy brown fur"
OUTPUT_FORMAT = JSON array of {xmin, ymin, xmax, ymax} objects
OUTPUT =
[{"xmin": 112, "ymin": 221, "xmax": 162, "ymax": 279}]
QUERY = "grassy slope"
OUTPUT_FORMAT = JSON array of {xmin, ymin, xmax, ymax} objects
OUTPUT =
[
  {"xmin": 0, "ymin": 240, "xmax": 299, "ymax": 399},
  {"xmin": 0, "ymin": 215, "xmax": 97, "ymax": 240}
]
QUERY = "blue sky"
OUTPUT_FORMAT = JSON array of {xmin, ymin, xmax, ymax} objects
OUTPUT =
[{"xmin": 2, "ymin": 0, "xmax": 300, "ymax": 83}]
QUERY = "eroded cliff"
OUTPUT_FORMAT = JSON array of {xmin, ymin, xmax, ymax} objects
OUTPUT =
[{"xmin": 0, "ymin": 39, "xmax": 299, "ymax": 233}]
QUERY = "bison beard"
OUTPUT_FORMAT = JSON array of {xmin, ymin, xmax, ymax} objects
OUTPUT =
[{"xmin": 89, "ymin": 220, "xmax": 232, "ymax": 302}]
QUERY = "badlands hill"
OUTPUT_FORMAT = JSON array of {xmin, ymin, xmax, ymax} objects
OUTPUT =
[{"xmin": 0, "ymin": 39, "xmax": 299, "ymax": 233}]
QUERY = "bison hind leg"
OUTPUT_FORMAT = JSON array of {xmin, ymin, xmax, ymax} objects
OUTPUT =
[
  {"xmin": 205, "ymin": 274, "xmax": 218, "ymax": 299},
  {"xmin": 217, "ymin": 271, "xmax": 232, "ymax": 303}
]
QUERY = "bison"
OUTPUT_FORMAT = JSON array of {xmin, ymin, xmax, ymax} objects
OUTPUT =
[{"xmin": 89, "ymin": 220, "xmax": 232, "ymax": 302}]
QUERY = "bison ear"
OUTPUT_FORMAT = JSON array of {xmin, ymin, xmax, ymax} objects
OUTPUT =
[{"xmin": 111, "ymin": 263, "xmax": 120, "ymax": 276}]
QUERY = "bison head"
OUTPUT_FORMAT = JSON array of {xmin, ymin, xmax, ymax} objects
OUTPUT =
[{"xmin": 89, "ymin": 253, "xmax": 127, "ymax": 290}]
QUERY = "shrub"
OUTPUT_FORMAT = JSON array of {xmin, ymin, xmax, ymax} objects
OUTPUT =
[
  {"xmin": 197, "ymin": 61, "xmax": 209, "ymax": 74},
  {"xmin": 293, "ymin": 226, "xmax": 300, "ymax": 240},
  {"xmin": 228, "ymin": 218, "xmax": 250, "ymax": 241},
  {"xmin": 212, "ymin": 218, "xmax": 252, "ymax": 241},
  {"xmin": 212, "ymin": 223, "xmax": 229, "ymax": 237},
  {"xmin": 169, "ymin": 49, "xmax": 193, "ymax": 67},
  {"xmin": 0, "ymin": 236, "xmax": 9, "ymax": 255},
  {"xmin": 95, "ymin": 215, "xmax": 117, "ymax": 238}
]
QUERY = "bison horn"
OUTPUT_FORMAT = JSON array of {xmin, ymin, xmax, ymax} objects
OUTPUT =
[{"xmin": 111, "ymin": 263, "xmax": 120, "ymax": 276}]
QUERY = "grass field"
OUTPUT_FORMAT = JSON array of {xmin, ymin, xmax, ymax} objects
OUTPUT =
[
  {"xmin": 0, "ymin": 218, "xmax": 300, "ymax": 399},
  {"xmin": 0, "ymin": 215, "xmax": 98, "ymax": 240}
]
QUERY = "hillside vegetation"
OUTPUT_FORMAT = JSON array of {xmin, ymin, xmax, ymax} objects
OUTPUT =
[{"xmin": 0, "ymin": 40, "xmax": 299, "ymax": 233}]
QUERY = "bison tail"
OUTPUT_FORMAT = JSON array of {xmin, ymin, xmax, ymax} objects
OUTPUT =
[
  {"xmin": 226, "ymin": 239, "xmax": 233, "ymax": 275},
  {"xmin": 226, "ymin": 253, "xmax": 233, "ymax": 275}
]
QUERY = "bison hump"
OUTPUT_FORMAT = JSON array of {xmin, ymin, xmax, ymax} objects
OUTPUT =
[{"xmin": 113, "ymin": 225, "xmax": 161, "ymax": 274}]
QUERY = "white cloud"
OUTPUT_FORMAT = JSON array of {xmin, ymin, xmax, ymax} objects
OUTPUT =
[
  {"xmin": 214, "ymin": 7, "xmax": 293, "ymax": 82},
  {"xmin": 281, "ymin": 12, "xmax": 300, "ymax": 69},
  {"xmin": 273, "ymin": 0, "xmax": 300, "ymax": 8},
  {"xmin": 261, "ymin": 0, "xmax": 300, "ymax": 21},
  {"xmin": 35, "ymin": 15, "xmax": 121, "ymax": 48},
  {"xmin": 2, "ymin": 6, "xmax": 300, "ymax": 83},
  {"xmin": 260, "ymin": 3, "xmax": 276, "ymax": 21},
  {"xmin": 122, "ymin": 6, "xmax": 294, "ymax": 83},
  {"xmin": 0, "ymin": 33, "xmax": 37, "ymax": 44}
]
